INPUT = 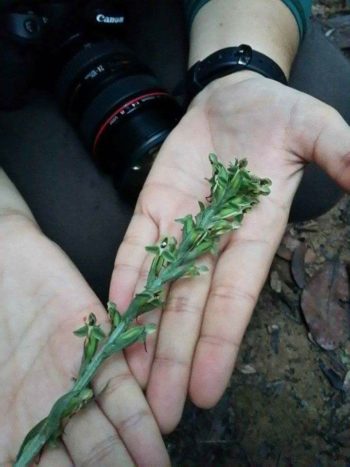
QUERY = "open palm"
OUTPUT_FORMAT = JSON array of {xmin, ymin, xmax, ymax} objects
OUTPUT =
[
  {"xmin": 0, "ymin": 211, "xmax": 168, "ymax": 466},
  {"xmin": 110, "ymin": 74, "xmax": 350, "ymax": 434}
]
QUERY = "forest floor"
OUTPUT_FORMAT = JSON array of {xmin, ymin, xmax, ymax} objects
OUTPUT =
[{"xmin": 167, "ymin": 2, "xmax": 350, "ymax": 466}]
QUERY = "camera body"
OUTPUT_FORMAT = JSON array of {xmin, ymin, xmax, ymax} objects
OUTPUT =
[
  {"xmin": 0, "ymin": 1, "xmax": 127, "ymax": 107},
  {"xmin": 0, "ymin": 1, "xmax": 182, "ymax": 197}
]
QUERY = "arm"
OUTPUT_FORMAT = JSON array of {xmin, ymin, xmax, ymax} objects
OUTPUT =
[
  {"xmin": 110, "ymin": 0, "xmax": 350, "ymax": 434},
  {"xmin": 0, "ymin": 170, "xmax": 169, "ymax": 466},
  {"xmin": 188, "ymin": 0, "xmax": 299, "ymax": 74}
]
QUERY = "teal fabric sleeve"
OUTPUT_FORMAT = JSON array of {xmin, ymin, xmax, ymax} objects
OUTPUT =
[
  {"xmin": 281, "ymin": 0, "xmax": 312, "ymax": 39},
  {"xmin": 183, "ymin": 0, "xmax": 312, "ymax": 39}
]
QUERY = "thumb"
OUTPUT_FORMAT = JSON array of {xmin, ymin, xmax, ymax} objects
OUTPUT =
[{"xmin": 301, "ymin": 101, "xmax": 350, "ymax": 191}]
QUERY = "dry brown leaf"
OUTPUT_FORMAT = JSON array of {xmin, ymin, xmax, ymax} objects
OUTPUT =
[
  {"xmin": 270, "ymin": 270, "xmax": 282, "ymax": 293},
  {"xmin": 301, "ymin": 261, "xmax": 350, "ymax": 350},
  {"xmin": 343, "ymin": 370, "xmax": 350, "ymax": 392},
  {"xmin": 237, "ymin": 364, "xmax": 257, "ymax": 375},
  {"xmin": 325, "ymin": 13, "xmax": 350, "ymax": 50},
  {"xmin": 335, "ymin": 428, "xmax": 350, "ymax": 447},
  {"xmin": 305, "ymin": 247, "xmax": 317, "ymax": 265},
  {"xmin": 291, "ymin": 242, "xmax": 307, "ymax": 288},
  {"xmin": 276, "ymin": 231, "xmax": 301, "ymax": 260}
]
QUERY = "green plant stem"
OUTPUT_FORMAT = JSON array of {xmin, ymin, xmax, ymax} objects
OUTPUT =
[
  {"xmin": 14, "ymin": 320, "xmax": 128, "ymax": 467},
  {"xmin": 14, "ymin": 213, "xmax": 215, "ymax": 465},
  {"xmin": 15, "ymin": 155, "xmax": 271, "ymax": 466}
]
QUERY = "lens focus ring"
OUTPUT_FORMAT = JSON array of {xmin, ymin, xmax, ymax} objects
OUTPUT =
[{"xmin": 79, "ymin": 73, "xmax": 161, "ymax": 148}]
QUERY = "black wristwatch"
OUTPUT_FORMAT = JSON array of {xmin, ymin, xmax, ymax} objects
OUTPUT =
[{"xmin": 186, "ymin": 44, "xmax": 288, "ymax": 103}]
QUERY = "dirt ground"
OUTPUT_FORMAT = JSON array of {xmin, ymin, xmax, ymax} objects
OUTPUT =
[{"xmin": 167, "ymin": 2, "xmax": 350, "ymax": 466}]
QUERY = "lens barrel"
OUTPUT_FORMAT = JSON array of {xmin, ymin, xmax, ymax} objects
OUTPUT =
[{"xmin": 56, "ymin": 39, "xmax": 182, "ymax": 197}]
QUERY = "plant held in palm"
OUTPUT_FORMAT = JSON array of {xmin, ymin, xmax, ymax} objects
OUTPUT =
[{"xmin": 15, "ymin": 154, "xmax": 271, "ymax": 466}]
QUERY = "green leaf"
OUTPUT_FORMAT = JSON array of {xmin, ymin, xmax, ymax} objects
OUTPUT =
[
  {"xmin": 84, "ymin": 338, "xmax": 98, "ymax": 363},
  {"xmin": 15, "ymin": 417, "xmax": 48, "ymax": 462},
  {"xmin": 167, "ymin": 236, "xmax": 178, "ymax": 251},
  {"xmin": 218, "ymin": 207, "xmax": 239, "ymax": 219},
  {"xmin": 176, "ymin": 215, "xmax": 195, "ymax": 236},
  {"xmin": 209, "ymin": 153, "xmax": 218, "ymax": 165},
  {"xmin": 15, "ymin": 153, "xmax": 273, "ymax": 466},
  {"xmin": 260, "ymin": 178, "xmax": 272, "ymax": 194},
  {"xmin": 144, "ymin": 323, "xmax": 157, "ymax": 335},
  {"xmin": 91, "ymin": 326, "xmax": 106, "ymax": 341},
  {"xmin": 107, "ymin": 301, "xmax": 122, "ymax": 328},
  {"xmin": 107, "ymin": 301, "xmax": 117, "ymax": 316},
  {"xmin": 120, "ymin": 326, "xmax": 145, "ymax": 346},
  {"xmin": 15, "ymin": 389, "xmax": 94, "ymax": 465},
  {"xmin": 61, "ymin": 388, "xmax": 94, "ymax": 419},
  {"xmin": 210, "ymin": 220, "xmax": 233, "ymax": 236},
  {"xmin": 137, "ymin": 290, "xmax": 154, "ymax": 301},
  {"xmin": 195, "ymin": 239, "xmax": 215, "ymax": 255},
  {"xmin": 238, "ymin": 158, "xmax": 248, "ymax": 169},
  {"xmin": 73, "ymin": 325, "xmax": 88, "ymax": 338},
  {"xmin": 87, "ymin": 313, "xmax": 97, "ymax": 326},
  {"xmin": 136, "ymin": 289, "xmax": 164, "ymax": 314},
  {"xmin": 229, "ymin": 172, "xmax": 242, "ymax": 194},
  {"xmin": 198, "ymin": 201, "xmax": 206, "ymax": 212},
  {"xmin": 145, "ymin": 245, "xmax": 160, "ymax": 254},
  {"xmin": 162, "ymin": 250, "xmax": 176, "ymax": 263}
]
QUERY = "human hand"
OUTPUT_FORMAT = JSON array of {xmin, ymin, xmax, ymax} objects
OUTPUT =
[
  {"xmin": 0, "ymin": 172, "xmax": 169, "ymax": 466},
  {"xmin": 109, "ymin": 72, "xmax": 350, "ymax": 434}
]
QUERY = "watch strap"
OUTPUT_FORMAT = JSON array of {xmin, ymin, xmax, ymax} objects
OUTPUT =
[{"xmin": 186, "ymin": 44, "xmax": 288, "ymax": 103}]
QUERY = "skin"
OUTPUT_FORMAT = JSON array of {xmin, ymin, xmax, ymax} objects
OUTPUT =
[
  {"xmin": 2, "ymin": 0, "xmax": 350, "ymax": 463},
  {"xmin": 110, "ymin": 73, "xmax": 350, "ymax": 434},
  {"xmin": 109, "ymin": 0, "xmax": 350, "ymax": 435},
  {"xmin": 0, "ymin": 173, "xmax": 170, "ymax": 466},
  {"xmin": 110, "ymin": 0, "xmax": 302, "ymax": 433}
]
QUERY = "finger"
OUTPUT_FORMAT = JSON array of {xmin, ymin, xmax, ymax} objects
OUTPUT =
[
  {"xmin": 189, "ymin": 196, "xmax": 288, "ymax": 408},
  {"xmin": 61, "ymin": 301, "xmax": 167, "ymax": 466},
  {"xmin": 39, "ymin": 442, "xmax": 72, "ymax": 466},
  {"xmin": 123, "ymin": 185, "xmax": 203, "ymax": 388},
  {"xmin": 63, "ymin": 401, "xmax": 133, "ymax": 467},
  {"xmin": 109, "ymin": 197, "xmax": 162, "ymax": 387},
  {"xmin": 295, "ymin": 100, "xmax": 350, "ymax": 190},
  {"xmin": 145, "ymin": 253, "xmax": 215, "ymax": 434},
  {"xmin": 123, "ymin": 225, "xmax": 180, "ymax": 388},
  {"xmin": 109, "ymin": 210, "xmax": 159, "ymax": 312},
  {"xmin": 93, "ymin": 353, "xmax": 170, "ymax": 467},
  {"xmin": 114, "ymin": 244, "xmax": 158, "ymax": 388}
]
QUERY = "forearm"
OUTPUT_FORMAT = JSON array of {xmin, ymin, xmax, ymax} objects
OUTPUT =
[{"xmin": 188, "ymin": 0, "xmax": 300, "ymax": 78}]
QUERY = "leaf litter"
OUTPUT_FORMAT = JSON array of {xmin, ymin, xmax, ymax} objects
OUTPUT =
[{"xmin": 301, "ymin": 260, "xmax": 350, "ymax": 350}]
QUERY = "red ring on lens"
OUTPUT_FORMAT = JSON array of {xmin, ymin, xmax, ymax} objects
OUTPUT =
[{"xmin": 92, "ymin": 91, "xmax": 168, "ymax": 155}]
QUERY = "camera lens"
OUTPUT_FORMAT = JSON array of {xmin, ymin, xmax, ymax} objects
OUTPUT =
[{"xmin": 56, "ymin": 40, "xmax": 182, "ymax": 197}]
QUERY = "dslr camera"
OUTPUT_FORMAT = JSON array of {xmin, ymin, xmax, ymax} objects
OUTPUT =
[{"xmin": 0, "ymin": 0, "xmax": 182, "ymax": 196}]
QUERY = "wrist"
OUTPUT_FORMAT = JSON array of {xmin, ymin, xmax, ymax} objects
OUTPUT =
[
  {"xmin": 189, "ymin": 0, "xmax": 299, "ymax": 78},
  {"xmin": 186, "ymin": 44, "xmax": 287, "ymax": 105},
  {"xmin": 189, "ymin": 70, "xmax": 264, "ymax": 107}
]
